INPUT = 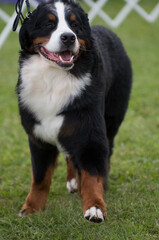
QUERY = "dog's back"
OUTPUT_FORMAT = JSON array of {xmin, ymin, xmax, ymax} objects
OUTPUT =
[{"xmin": 92, "ymin": 25, "xmax": 132, "ymax": 144}]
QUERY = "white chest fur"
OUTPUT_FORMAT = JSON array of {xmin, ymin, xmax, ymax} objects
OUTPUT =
[{"xmin": 20, "ymin": 55, "xmax": 91, "ymax": 151}]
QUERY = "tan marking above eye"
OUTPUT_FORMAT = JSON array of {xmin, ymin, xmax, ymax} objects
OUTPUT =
[
  {"xmin": 48, "ymin": 14, "xmax": 56, "ymax": 21},
  {"xmin": 70, "ymin": 14, "xmax": 76, "ymax": 21}
]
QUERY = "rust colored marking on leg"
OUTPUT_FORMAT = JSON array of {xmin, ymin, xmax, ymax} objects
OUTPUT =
[
  {"xmin": 80, "ymin": 170, "xmax": 107, "ymax": 218},
  {"xmin": 19, "ymin": 163, "xmax": 56, "ymax": 216},
  {"xmin": 66, "ymin": 157, "xmax": 78, "ymax": 193},
  {"xmin": 66, "ymin": 156, "xmax": 76, "ymax": 181},
  {"xmin": 59, "ymin": 119, "xmax": 80, "ymax": 138}
]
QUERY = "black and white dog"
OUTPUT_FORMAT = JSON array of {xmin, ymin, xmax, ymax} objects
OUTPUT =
[{"xmin": 17, "ymin": 0, "xmax": 132, "ymax": 222}]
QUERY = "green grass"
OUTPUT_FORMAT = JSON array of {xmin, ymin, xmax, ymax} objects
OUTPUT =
[{"xmin": 0, "ymin": 1, "xmax": 159, "ymax": 239}]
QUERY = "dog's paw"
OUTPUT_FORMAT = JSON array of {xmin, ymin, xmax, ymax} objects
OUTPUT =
[
  {"xmin": 18, "ymin": 206, "xmax": 35, "ymax": 218},
  {"xmin": 66, "ymin": 178, "xmax": 78, "ymax": 193},
  {"xmin": 84, "ymin": 207, "xmax": 105, "ymax": 223}
]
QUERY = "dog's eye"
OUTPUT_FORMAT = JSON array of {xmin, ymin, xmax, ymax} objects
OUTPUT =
[
  {"xmin": 71, "ymin": 22, "xmax": 78, "ymax": 28},
  {"xmin": 45, "ymin": 23, "xmax": 55, "ymax": 29}
]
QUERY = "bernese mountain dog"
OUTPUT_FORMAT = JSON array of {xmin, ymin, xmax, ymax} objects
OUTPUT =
[{"xmin": 17, "ymin": 0, "xmax": 132, "ymax": 222}]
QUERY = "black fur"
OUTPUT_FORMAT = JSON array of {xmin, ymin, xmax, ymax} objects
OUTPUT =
[{"xmin": 17, "ymin": 0, "xmax": 132, "ymax": 186}]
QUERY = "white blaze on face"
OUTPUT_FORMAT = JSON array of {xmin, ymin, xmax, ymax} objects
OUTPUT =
[{"xmin": 45, "ymin": 2, "xmax": 79, "ymax": 53}]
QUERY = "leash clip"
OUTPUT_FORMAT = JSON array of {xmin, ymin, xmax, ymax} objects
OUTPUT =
[
  {"xmin": 25, "ymin": 0, "xmax": 32, "ymax": 17},
  {"xmin": 12, "ymin": 0, "xmax": 32, "ymax": 31}
]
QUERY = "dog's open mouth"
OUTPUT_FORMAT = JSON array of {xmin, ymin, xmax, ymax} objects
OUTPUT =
[{"xmin": 39, "ymin": 46, "xmax": 78, "ymax": 68}]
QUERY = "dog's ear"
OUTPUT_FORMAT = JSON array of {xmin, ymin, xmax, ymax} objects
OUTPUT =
[
  {"xmin": 19, "ymin": 10, "xmax": 38, "ymax": 52},
  {"xmin": 77, "ymin": 7, "xmax": 91, "ymax": 36},
  {"xmin": 19, "ymin": 19, "xmax": 32, "ymax": 51}
]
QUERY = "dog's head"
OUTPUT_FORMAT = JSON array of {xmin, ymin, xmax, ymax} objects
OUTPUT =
[{"xmin": 19, "ymin": 0, "xmax": 92, "ymax": 69}]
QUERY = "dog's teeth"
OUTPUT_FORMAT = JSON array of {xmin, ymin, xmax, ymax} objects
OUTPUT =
[
  {"xmin": 54, "ymin": 53, "xmax": 58, "ymax": 57},
  {"xmin": 59, "ymin": 56, "xmax": 64, "ymax": 62}
]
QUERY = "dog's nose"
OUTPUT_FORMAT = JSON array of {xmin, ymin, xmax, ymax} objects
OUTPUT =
[{"xmin": 60, "ymin": 33, "xmax": 76, "ymax": 46}]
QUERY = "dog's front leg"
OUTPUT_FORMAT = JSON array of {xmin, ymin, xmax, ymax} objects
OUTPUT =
[
  {"xmin": 79, "ymin": 141, "xmax": 108, "ymax": 223},
  {"xmin": 80, "ymin": 170, "xmax": 107, "ymax": 223},
  {"xmin": 19, "ymin": 139, "xmax": 58, "ymax": 217},
  {"xmin": 66, "ymin": 156, "xmax": 78, "ymax": 193}
]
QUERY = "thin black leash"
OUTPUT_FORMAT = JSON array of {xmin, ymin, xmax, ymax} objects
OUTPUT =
[{"xmin": 12, "ymin": 0, "xmax": 32, "ymax": 31}]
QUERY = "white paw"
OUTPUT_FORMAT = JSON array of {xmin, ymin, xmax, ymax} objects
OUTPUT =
[
  {"xmin": 66, "ymin": 178, "xmax": 78, "ymax": 193},
  {"xmin": 84, "ymin": 207, "xmax": 105, "ymax": 223}
]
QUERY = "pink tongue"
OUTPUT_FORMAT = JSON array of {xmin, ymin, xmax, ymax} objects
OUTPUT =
[
  {"xmin": 41, "ymin": 47, "xmax": 72, "ymax": 62},
  {"xmin": 42, "ymin": 47, "xmax": 57, "ymax": 61},
  {"xmin": 48, "ymin": 52, "xmax": 57, "ymax": 60},
  {"xmin": 60, "ymin": 51, "xmax": 71, "ymax": 61}
]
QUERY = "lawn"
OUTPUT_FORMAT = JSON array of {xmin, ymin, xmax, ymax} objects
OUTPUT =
[{"xmin": 0, "ymin": 1, "xmax": 159, "ymax": 239}]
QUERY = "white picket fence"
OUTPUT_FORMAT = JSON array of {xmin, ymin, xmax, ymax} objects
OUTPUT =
[
  {"xmin": 83, "ymin": 0, "xmax": 159, "ymax": 28},
  {"xmin": 0, "ymin": 0, "xmax": 159, "ymax": 49},
  {"xmin": 0, "ymin": 0, "xmax": 38, "ymax": 49}
]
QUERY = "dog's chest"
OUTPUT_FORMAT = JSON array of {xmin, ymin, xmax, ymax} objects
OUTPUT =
[{"xmin": 20, "ymin": 56, "xmax": 91, "ymax": 149}]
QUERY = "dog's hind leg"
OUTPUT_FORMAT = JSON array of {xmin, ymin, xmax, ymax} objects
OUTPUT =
[
  {"xmin": 105, "ymin": 56, "xmax": 132, "ymax": 173},
  {"xmin": 66, "ymin": 156, "xmax": 78, "ymax": 193},
  {"xmin": 19, "ymin": 139, "xmax": 58, "ymax": 217}
]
